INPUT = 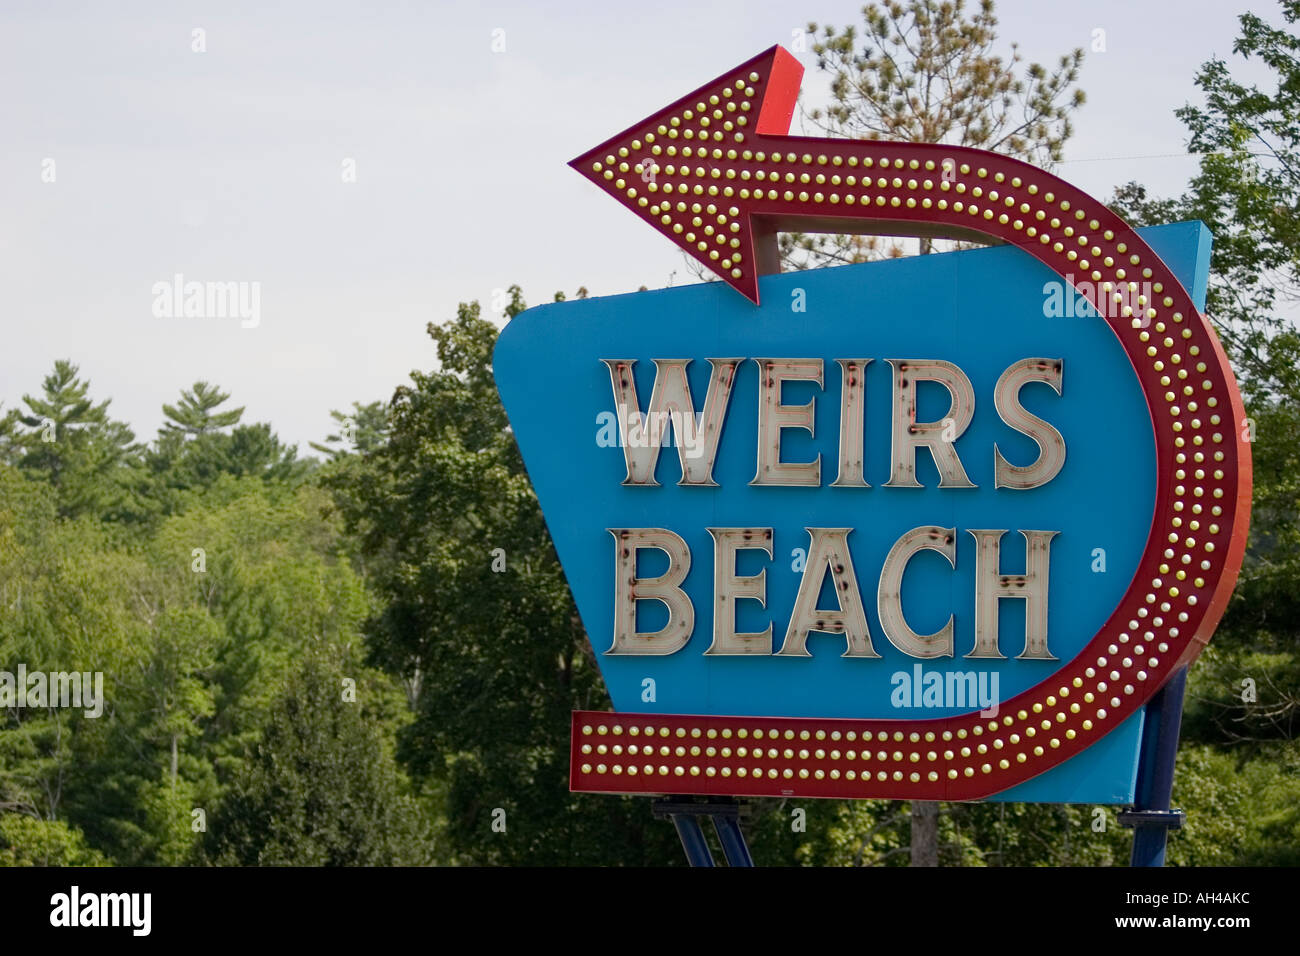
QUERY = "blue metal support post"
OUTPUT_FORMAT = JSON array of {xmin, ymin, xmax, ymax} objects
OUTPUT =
[
  {"xmin": 712, "ymin": 814, "xmax": 754, "ymax": 867},
  {"xmin": 654, "ymin": 798, "xmax": 753, "ymax": 866},
  {"xmin": 1118, "ymin": 666, "xmax": 1189, "ymax": 866},
  {"xmin": 669, "ymin": 813, "xmax": 715, "ymax": 867}
]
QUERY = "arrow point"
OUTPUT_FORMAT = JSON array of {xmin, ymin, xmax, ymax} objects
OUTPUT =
[{"xmin": 569, "ymin": 47, "xmax": 805, "ymax": 305}]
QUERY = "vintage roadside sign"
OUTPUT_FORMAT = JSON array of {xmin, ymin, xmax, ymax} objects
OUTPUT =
[{"xmin": 494, "ymin": 47, "xmax": 1252, "ymax": 805}]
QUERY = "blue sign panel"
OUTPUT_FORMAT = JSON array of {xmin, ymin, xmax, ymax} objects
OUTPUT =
[{"xmin": 496, "ymin": 221, "xmax": 1211, "ymax": 802}]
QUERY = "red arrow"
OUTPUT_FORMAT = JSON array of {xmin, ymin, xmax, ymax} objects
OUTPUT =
[{"xmin": 571, "ymin": 46, "xmax": 1162, "ymax": 311}]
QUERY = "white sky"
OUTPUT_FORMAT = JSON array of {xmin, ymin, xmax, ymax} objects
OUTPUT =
[{"xmin": 0, "ymin": 0, "xmax": 1280, "ymax": 453}]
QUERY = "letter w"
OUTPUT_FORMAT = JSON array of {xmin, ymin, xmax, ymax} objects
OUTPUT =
[{"xmin": 602, "ymin": 358, "xmax": 740, "ymax": 485}]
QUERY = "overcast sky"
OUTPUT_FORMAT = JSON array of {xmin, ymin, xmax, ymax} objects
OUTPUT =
[{"xmin": 0, "ymin": 0, "xmax": 1279, "ymax": 453}]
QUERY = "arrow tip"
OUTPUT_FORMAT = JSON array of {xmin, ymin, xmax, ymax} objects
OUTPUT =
[{"xmin": 568, "ymin": 46, "xmax": 805, "ymax": 306}]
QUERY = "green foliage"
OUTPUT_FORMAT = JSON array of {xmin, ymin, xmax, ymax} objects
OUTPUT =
[
  {"xmin": 6, "ymin": 360, "xmax": 142, "ymax": 521},
  {"xmin": 326, "ymin": 292, "xmax": 680, "ymax": 866},
  {"xmin": 162, "ymin": 382, "xmax": 245, "ymax": 437},
  {"xmin": 1166, "ymin": 742, "xmax": 1300, "ymax": 866},
  {"xmin": 205, "ymin": 649, "xmax": 433, "ymax": 866},
  {"xmin": 0, "ymin": 370, "xmax": 427, "ymax": 866},
  {"xmin": 309, "ymin": 401, "xmax": 389, "ymax": 460},
  {"xmin": 1113, "ymin": 1, "xmax": 1300, "ymax": 761},
  {"xmin": 1112, "ymin": 0, "xmax": 1300, "ymax": 403},
  {"xmin": 744, "ymin": 797, "xmax": 1130, "ymax": 867},
  {"xmin": 807, "ymin": 0, "xmax": 1084, "ymax": 158},
  {"xmin": 154, "ymin": 423, "xmax": 309, "ymax": 495},
  {"xmin": 781, "ymin": 0, "xmax": 1086, "ymax": 267},
  {"xmin": 141, "ymin": 381, "xmax": 310, "ymax": 524},
  {"xmin": 0, "ymin": 815, "xmax": 109, "ymax": 866}
]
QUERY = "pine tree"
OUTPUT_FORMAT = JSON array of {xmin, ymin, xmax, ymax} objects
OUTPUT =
[
  {"xmin": 784, "ymin": 0, "xmax": 1086, "ymax": 267},
  {"xmin": 309, "ymin": 401, "xmax": 389, "ymax": 460},
  {"xmin": 161, "ymin": 382, "xmax": 244, "ymax": 437},
  {"xmin": 148, "ymin": 383, "xmax": 307, "ymax": 499},
  {"xmin": 13, "ymin": 360, "xmax": 141, "ymax": 519}
]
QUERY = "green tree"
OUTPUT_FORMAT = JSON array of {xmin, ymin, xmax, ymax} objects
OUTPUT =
[
  {"xmin": 1112, "ymin": 0, "xmax": 1300, "ymax": 400},
  {"xmin": 784, "ymin": 0, "xmax": 1085, "ymax": 267},
  {"xmin": 162, "ymin": 382, "xmax": 245, "ymax": 437},
  {"xmin": 181, "ymin": 424, "xmax": 307, "ymax": 485},
  {"xmin": 154, "ymin": 424, "xmax": 308, "ymax": 499},
  {"xmin": 328, "ymin": 289, "xmax": 681, "ymax": 865},
  {"xmin": 1111, "ymin": 0, "xmax": 1300, "ymax": 757},
  {"xmin": 12, "ymin": 360, "xmax": 142, "ymax": 520},
  {"xmin": 0, "ymin": 405, "xmax": 21, "ymax": 466},
  {"xmin": 0, "ymin": 815, "xmax": 109, "ymax": 866},
  {"xmin": 309, "ymin": 401, "xmax": 389, "ymax": 460},
  {"xmin": 145, "ymin": 382, "xmax": 308, "ymax": 513},
  {"xmin": 0, "ymin": 422, "xmax": 411, "ymax": 866},
  {"xmin": 206, "ymin": 649, "xmax": 432, "ymax": 865},
  {"xmin": 0, "ymin": 464, "xmax": 148, "ymax": 848}
]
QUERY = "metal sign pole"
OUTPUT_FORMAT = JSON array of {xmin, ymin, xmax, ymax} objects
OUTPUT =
[
  {"xmin": 712, "ymin": 814, "xmax": 755, "ymax": 867},
  {"xmin": 653, "ymin": 798, "xmax": 754, "ymax": 867},
  {"xmin": 1118, "ymin": 667, "xmax": 1189, "ymax": 867}
]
